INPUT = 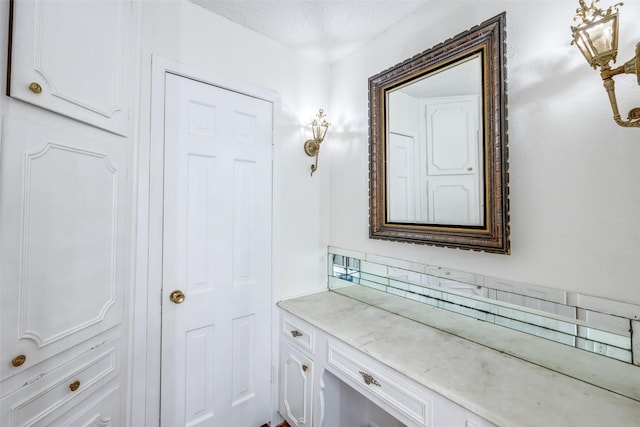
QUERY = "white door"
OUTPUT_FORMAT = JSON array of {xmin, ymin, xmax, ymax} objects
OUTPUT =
[
  {"xmin": 160, "ymin": 73, "xmax": 273, "ymax": 427},
  {"xmin": 420, "ymin": 95, "xmax": 483, "ymax": 226},
  {"xmin": 387, "ymin": 132, "xmax": 418, "ymax": 222}
]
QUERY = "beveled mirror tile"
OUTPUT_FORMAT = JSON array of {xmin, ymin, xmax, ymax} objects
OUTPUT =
[
  {"xmin": 632, "ymin": 320, "xmax": 640, "ymax": 366},
  {"xmin": 389, "ymin": 279, "xmax": 410, "ymax": 291},
  {"xmin": 577, "ymin": 325, "xmax": 631, "ymax": 349},
  {"xmin": 388, "ymin": 267, "xmax": 422, "ymax": 283},
  {"xmin": 484, "ymin": 276, "xmax": 568, "ymax": 305},
  {"xmin": 360, "ymin": 260, "xmax": 388, "ymax": 277},
  {"xmin": 577, "ymin": 308, "xmax": 631, "ymax": 334},
  {"xmin": 387, "ymin": 287, "xmax": 407, "ymax": 298},
  {"xmin": 328, "ymin": 246, "xmax": 366, "ymax": 260}
]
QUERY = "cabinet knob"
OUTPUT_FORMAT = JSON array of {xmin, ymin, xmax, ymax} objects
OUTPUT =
[
  {"xmin": 290, "ymin": 330, "xmax": 303, "ymax": 338},
  {"xmin": 11, "ymin": 354, "xmax": 26, "ymax": 367},
  {"xmin": 302, "ymin": 364, "xmax": 308, "ymax": 372},
  {"xmin": 28, "ymin": 82, "xmax": 42, "ymax": 94},
  {"xmin": 69, "ymin": 380, "xmax": 80, "ymax": 392}
]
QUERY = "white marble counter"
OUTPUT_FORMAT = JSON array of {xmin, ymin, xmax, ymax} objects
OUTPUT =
[{"xmin": 278, "ymin": 290, "xmax": 640, "ymax": 427}]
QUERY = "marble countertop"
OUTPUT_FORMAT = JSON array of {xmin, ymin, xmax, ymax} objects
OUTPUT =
[{"xmin": 277, "ymin": 289, "xmax": 640, "ymax": 427}]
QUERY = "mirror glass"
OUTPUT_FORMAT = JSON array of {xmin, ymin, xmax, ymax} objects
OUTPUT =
[
  {"xmin": 369, "ymin": 13, "xmax": 509, "ymax": 253},
  {"xmin": 386, "ymin": 54, "xmax": 483, "ymax": 226}
]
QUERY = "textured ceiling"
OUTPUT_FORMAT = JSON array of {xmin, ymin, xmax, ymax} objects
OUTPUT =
[{"xmin": 189, "ymin": 0, "xmax": 429, "ymax": 63}]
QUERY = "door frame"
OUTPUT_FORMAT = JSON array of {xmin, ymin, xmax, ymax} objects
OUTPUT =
[{"xmin": 131, "ymin": 55, "xmax": 282, "ymax": 426}]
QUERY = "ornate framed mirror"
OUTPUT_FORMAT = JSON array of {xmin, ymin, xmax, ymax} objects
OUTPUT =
[{"xmin": 369, "ymin": 13, "xmax": 509, "ymax": 254}]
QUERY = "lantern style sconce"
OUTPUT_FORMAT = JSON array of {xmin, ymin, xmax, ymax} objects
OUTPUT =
[
  {"xmin": 570, "ymin": 0, "xmax": 640, "ymax": 127},
  {"xmin": 304, "ymin": 109, "xmax": 330, "ymax": 176}
]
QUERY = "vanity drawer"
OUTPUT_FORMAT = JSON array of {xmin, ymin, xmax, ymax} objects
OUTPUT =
[
  {"xmin": 327, "ymin": 340, "xmax": 434, "ymax": 427},
  {"xmin": 1, "ymin": 344, "xmax": 118, "ymax": 426},
  {"xmin": 282, "ymin": 313, "xmax": 316, "ymax": 355}
]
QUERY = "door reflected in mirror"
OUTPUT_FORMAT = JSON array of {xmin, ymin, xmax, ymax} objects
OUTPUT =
[
  {"xmin": 387, "ymin": 54, "xmax": 484, "ymax": 226},
  {"xmin": 369, "ymin": 13, "xmax": 509, "ymax": 253}
]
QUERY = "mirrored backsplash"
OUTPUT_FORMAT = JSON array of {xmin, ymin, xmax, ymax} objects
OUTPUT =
[{"xmin": 328, "ymin": 247, "xmax": 638, "ymax": 366}]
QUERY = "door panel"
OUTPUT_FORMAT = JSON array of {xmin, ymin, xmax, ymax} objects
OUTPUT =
[
  {"xmin": 160, "ymin": 73, "xmax": 273, "ymax": 427},
  {"xmin": 0, "ymin": 116, "xmax": 126, "ymax": 381}
]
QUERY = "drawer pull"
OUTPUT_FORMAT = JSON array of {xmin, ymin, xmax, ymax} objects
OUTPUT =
[
  {"xmin": 11, "ymin": 354, "xmax": 26, "ymax": 367},
  {"xmin": 69, "ymin": 380, "xmax": 80, "ymax": 392},
  {"xmin": 302, "ymin": 364, "xmax": 308, "ymax": 372},
  {"xmin": 359, "ymin": 371, "xmax": 381, "ymax": 387},
  {"xmin": 290, "ymin": 330, "xmax": 303, "ymax": 338}
]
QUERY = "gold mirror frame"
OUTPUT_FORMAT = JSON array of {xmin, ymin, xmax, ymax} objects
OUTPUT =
[{"xmin": 369, "ymin": 13, "xmax": 509, "ymax": 254}]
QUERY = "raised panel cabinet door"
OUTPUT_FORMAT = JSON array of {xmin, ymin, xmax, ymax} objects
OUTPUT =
[
  {"xmin": 280, "ymin": 342, "xmax": 313, "ymax": 427},
  {"xmin": 0, "ymin": 116, "xmax": 127, "ymax": 381},
  {"xmin": 8, "ymin": 0, "xmax": 133, "ymax": 135}
]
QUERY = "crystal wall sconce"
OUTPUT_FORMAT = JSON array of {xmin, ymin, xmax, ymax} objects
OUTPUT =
[
  {"xmin": 571, "ymin": 0, "xmax": 640, "ymax": 127},
  {"xmin": 304, "ymin": 109, "xmax": 330, "ymax": 176}
]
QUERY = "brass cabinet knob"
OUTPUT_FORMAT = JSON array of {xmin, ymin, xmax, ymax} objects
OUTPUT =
[
  {"xmin": 302, "ymin": 364, "xmax": 308, "ymax": 372},
  {"xmin": 11, "ymin": 354, "xmax": 26, "ymax": 367},
  {"xmin": 290, "ymin": 330, "xmax": 303, "ymax": 338},
  {"xmin": 169, "ymin": 290, "xmax": 185, "ymax": 304},
  {"xmin": 69, "ymin": 380, "xmax": 80, "ymax": 392},
  {"xmin": 28, "ymin": 82, "xmax": 42, "ymax": 94}
]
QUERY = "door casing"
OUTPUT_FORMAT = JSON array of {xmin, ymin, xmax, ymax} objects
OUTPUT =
[{"xmin": 131, "ymin": 56, "xmax": 282, "ymax": 426}]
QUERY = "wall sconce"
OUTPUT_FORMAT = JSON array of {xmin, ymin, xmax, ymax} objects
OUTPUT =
[
  {"xmin": 304, "ymin": 109, "xmax": 330, "ymax": 176},
  {"xmin": 570, "ymin": 0, "xmax": 640, "ymax": 127}
]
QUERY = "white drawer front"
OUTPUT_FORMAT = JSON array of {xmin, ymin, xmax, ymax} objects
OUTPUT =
[
  {"xmin": 282, "ymin": 314, "xmax": 315, "ymax": 355},
  {"xmin": 327, "ymin": 340, "xmax": 433, "ymax": 427},
  {"xmin": 2, "ymin": 346, "xmax": 118, "ymax": 426}
]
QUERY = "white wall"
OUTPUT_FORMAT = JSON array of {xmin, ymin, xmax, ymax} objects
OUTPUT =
[
  {"xmin": 327, "ymin": 1, "xmax": 640, "ymax": 305},
  {"xmin": 138, "ymin": 0, "xmax": 332, "ymax": 300}
]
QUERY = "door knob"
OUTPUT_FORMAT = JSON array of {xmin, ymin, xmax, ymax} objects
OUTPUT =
[{"xmin": 169, "ymin": 290, "xmax": 185, "ymax": 304}]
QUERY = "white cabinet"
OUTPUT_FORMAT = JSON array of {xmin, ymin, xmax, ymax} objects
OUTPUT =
[
  {"xmin": 8, "ymin": 0, "xmax": 133, "ymax": 135},
  {"xmin": 280, "ymin": 342, "xmax": 314, "ymax": 427},
  {"xmin": 0, "ymin": 116, "xmax": 129, "ymax": 425},
  {"xmin": 278, "ymin": 310, "xmax": 496, "ymax": 427},
  {"xmin": 279, "ymin": 314, "xmax": 316, "ymax": 427}
]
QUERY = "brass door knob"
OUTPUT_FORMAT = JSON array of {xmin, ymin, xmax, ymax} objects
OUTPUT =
[
  {"xmin": 69, "ymin": 380, "xmax": 80, "ymax": 392},
  {"xmin": 169, "ymin": 290, "xmax": 185, "ymax": 304},
  {"xmin": 28, "ymin": 82, "xmax": 42, "ymax": 94},
  {"xmin": 11, "ymin": 354, "xmax": 26, "ymax": 367}
]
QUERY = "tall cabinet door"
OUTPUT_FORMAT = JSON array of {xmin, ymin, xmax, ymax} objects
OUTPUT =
[
  {"xmin": 0, "ymin": 116, "xmax": 127, "ymax": 385},
  {"xmin": 8, "ymin": 0, "xmax": 132, "ymax": 135}
]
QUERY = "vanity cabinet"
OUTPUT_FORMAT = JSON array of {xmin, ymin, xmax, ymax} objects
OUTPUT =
[
  {"xmin": 279, "ymin": 315, "xmax": 316, "ymax": 427},
  {"xmin": 8, "ymin": 0, "xmax": 134, "ymax": 135},
  {"xmin": 278, "ymin": 310, "xmax": 496, "ymax": 427},
  {"xmin": 280, "ymin": 342, "xmax": 314, "ymax": 427}
]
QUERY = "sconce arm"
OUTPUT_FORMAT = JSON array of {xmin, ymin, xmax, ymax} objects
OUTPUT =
[
  {"xmin": 601, "ymin": 77, "xmax": 640, "ymax": 127},
  {"xmin": 598, "ymin": 43, "xmax": 640, "ymax": 128}
]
